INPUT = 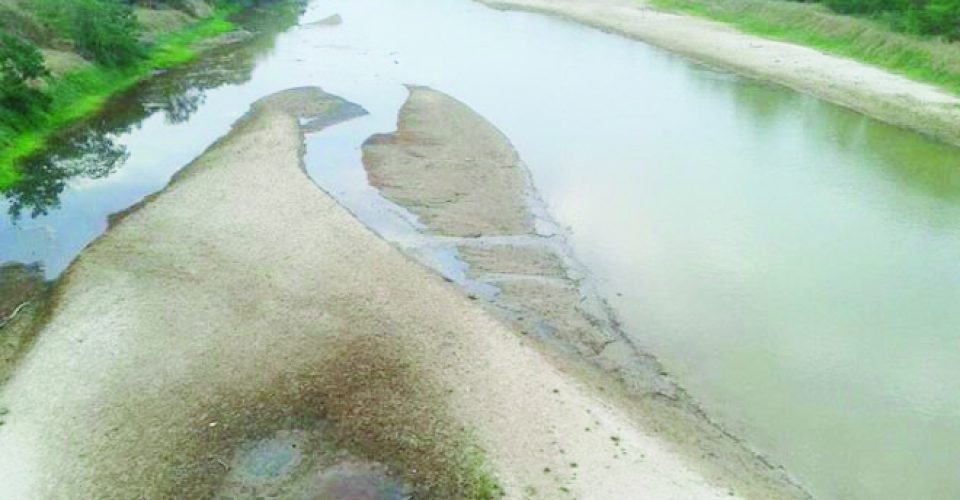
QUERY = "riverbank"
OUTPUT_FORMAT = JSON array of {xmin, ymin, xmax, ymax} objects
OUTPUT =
[
  {"xmin": 0, "ymin": 88, "xmax": 743, "ymax": 499},
  {"xmin": 651, "ymin": 0, "xmax": 960, "ymax": 94},
  {"xmin": 476, "ymin": 0, "xmax": 960, "ymax": 149},
  {"xmin": 0, "ymin": 2, "xmax": 277, "ymax": 189}
]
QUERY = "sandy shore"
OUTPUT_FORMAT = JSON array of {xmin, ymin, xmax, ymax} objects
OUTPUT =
[
  {"xmin": 477, "ymin": 0, "xmax": 960, "ymax": 148},
  {"xmin": 0, "ymin": 88, "xmax": 742, "ymax": 499}
]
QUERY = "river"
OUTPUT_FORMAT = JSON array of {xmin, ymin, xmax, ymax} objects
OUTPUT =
[{"xmin": 2, "ymin": 0, "xmax": 959, "ymax": 498}]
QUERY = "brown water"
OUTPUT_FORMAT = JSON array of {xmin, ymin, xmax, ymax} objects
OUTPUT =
[{"xmin": 2, "ymin": 1, "xmax": 960, "ymax": 498}]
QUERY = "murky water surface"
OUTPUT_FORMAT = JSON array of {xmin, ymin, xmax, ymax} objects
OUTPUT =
[{"xmin": 3, "ymin": 0, "xmax": 960, "ymax": 498}]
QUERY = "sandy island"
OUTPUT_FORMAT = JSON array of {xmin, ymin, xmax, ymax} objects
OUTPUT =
[
  {"xmin": 0, "ymin": 88, "xmax": 755, "ymax": 499},
  {"xmin": 478, "ymin": 0, "xmax": 960, "ymax": 148}
]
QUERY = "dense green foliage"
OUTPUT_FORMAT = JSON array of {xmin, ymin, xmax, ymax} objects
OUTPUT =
[
  {"xmin": 0, "ymin": 33, "xmax": 50, "ymax": 115},
  {"xmin": 0, "ymin": 32, "xmax": 50, "ymax": 187},
  {"xmin": 33, "ymin": 0, "xmax": 144, "ymax": 66},
  {"xmin": 793, "ymin": 0, "xmax": 960, "ymax": 40}
]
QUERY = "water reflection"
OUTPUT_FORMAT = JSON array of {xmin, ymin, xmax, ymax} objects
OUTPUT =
[
  {"xmin": 6, "ymin": 133, "xmax": 129, "ymax": 220},
  {"xmin": 722, "ymin": 78, "xmax": 960, "ymax": 205},
  {"xmin": 154, "ymin": 86, "xmax": 207, "ymax": 125}
]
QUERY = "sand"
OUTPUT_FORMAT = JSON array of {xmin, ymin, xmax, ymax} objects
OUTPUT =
[
  {"xmin": 364, "ymin": 86, "xmax": 535, "ymax": 238},
  {"xmin": 477, "ymin": 0, "xmax": 960, "ymax": 148},
  {"xmin": 0, "ymin": 88, "xmax": 740, "ymax": 499}
]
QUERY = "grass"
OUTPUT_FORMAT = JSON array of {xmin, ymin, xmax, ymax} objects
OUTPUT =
[
  {"xmin": 649, "ymin": 0, "xmax": 960, "ymax": 95},
  {"xmin": 0, "ymin": 6, "xmax": 240, "ymax": 189}
]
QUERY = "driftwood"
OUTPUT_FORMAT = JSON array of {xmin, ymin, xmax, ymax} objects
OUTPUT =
[{"xmin": 0, "ymin": 302, "xmax": 30, "ymax": 330}]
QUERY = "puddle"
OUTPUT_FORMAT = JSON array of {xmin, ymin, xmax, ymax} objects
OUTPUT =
[{"xmin": 217, "ymin": 430, "xmax": 410, "ymax": 499}]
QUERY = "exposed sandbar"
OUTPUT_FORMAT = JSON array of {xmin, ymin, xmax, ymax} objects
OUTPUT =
[{"xmin": 0, "ymin": 88, "xmax": 736, "ymax": 499}]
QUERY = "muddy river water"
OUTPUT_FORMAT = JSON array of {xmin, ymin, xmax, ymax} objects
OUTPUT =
[{"xmin": 2, "ymin": 0, "xmax": 960, "ymax": 498}]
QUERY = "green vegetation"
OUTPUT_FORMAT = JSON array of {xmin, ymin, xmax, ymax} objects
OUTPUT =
[
  {"xmin": 0, "ymin": 1, "xmax": 245, "ymax": 189},
  {"xmin": 34, "ymin": 0, "xmax": 143, "ymax": 66},
  {"xmin": 650, "ymin": 0, "xmax": 960, "ymax": 93},
  {"xmin": 805, "ymin": 0, "xmax": 960, "ymax": 40},
  {"xmin": 0, "ymin": 33, "xmax": 50, "ymax": 114},
  {"xmin": 2, "ymin": 0, "xmax": 307, "ymax": 220},
  {"xmin": 668, "ymin": 0, "xmax": 960, "ymax": 41}
]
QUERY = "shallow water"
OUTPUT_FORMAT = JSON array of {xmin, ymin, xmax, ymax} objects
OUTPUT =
[{"xmin": 2, "ymin": 0, "xmax": 960, "ymax": 498}]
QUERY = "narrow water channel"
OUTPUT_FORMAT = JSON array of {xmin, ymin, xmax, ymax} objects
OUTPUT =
[{"xmin": 2, "ymin": 1, "xmax": 959, "ymax": 498}]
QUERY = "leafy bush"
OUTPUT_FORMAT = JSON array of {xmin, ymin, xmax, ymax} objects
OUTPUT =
[
  {"xmin": 0, "ymin": 32, "xmax": 50, "ymax": 116},
  {"xmin": 33, "ymin": 0, "xmax": 144, "ymax": 66},
  {"xmin": 902, "ymin": 1, "xmax": 960, "ymax": 39},
  {"xmin": 795, "ymin": 0, "xmax": 960, "ymax": 40}
]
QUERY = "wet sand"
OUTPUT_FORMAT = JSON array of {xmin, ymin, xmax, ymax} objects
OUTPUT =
[
  {"xmin": 363, "ymin": 86, "xmax": 810, "ymax": 499},
  {"xmin": 0, "ymin": 88, "xmax": 741, "ymax": 499},
  {"xmin": 477, "ymin": 0, "xmax": 960, "ymax": 148}
]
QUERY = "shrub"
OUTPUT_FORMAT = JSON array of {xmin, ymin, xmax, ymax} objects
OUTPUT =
[
  {"xmin": 795, "ymin": 0, "xmax": 960, "ymax": 40},
  {"xmin": 0, "ymin": 32, "xmax": 50, "ymax": 116},
  {"xmin": 905, "ymin": 1, "xmax": 960, "ymax": 39},
  {"xmin": 33, "ymin": 0, "xmax": 144, "ymax": 66}
]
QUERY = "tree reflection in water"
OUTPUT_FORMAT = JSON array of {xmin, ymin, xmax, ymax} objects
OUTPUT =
[{"xmin": 4, "ymin": 133, "xmax": 129, "ymax": 220}]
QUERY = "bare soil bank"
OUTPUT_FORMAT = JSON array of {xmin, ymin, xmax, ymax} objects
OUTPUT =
[
  {"xmin": 477, "ymin": 0, "xmax": 960, "ymax": 149},
  {"xmin": 0, "ymin": 88, "xmax": 737, "ymax": 499},
  {"xmin": 363, "ymin": 87, "xmax": 810, "ymax": 499}
]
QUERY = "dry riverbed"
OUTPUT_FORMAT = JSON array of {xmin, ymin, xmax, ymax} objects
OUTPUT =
[
  {"xmin": 477, "ymin": 0, "xmax": 960, "ymax": 148},
  {"xmin": 0, "ymin": 88, "xmax": 747, "ymax": 499}
]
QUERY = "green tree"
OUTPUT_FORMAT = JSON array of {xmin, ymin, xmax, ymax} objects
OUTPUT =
[
  {"xmin": 0, "ymin": 32, "xmax": 50, "ymax": 115},
  {"xmin": 906, "ymin": 0, "xmax": 960, "ymax": 39}
]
